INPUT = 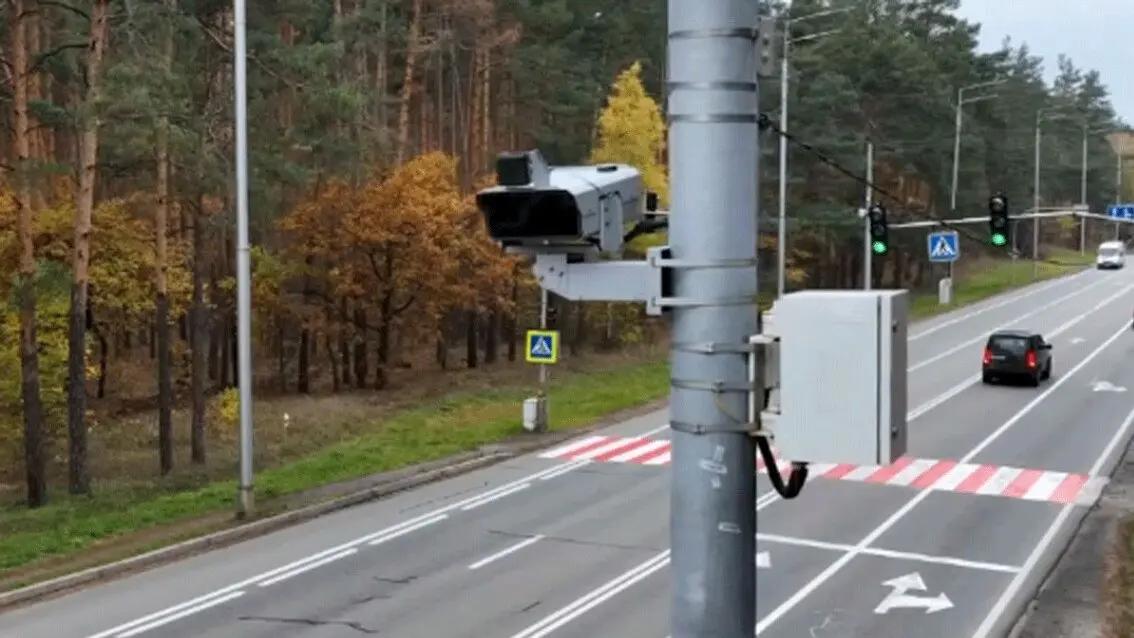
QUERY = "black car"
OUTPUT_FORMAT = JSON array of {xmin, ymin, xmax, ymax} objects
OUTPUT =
[{"xmin": 982, "ymin": 330, "xmax": 1053, "ymax": 387}]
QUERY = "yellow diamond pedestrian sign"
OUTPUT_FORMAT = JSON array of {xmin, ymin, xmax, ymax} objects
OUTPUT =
[{"xmin": 525, "ymin": 330, "xmax": 559, "ymax": 364}]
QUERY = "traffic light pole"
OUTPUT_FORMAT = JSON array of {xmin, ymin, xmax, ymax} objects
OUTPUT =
[
  {"xmin": 668, "ymin": 1, "xmax": 759, "ymax": 635},
  {"xmin": 864, "ymin": 141, "xmax": 873, "ymax": 290}
]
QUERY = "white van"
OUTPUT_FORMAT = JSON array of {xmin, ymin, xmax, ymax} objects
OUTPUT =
[{"xmin": 1097, "ymin": 241, "xmax": 1126, "ymax": 269}]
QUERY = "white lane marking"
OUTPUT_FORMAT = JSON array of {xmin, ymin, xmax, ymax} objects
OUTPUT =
[
  {"xmin": 756, "ymin": 533, "xmax": 1020, "ymax": 574},
  {"xmin": 909, "ymin": 276, "xmax": 1109, "ymax": 372},
  {"xmin": 468, "ymin": 535, "xmax": 545, "ymax": 571},
  {"xmin": 541, "ymin": 436, "xmax": 606, "ymax": 458},
  {"xmin": 509, "ymin": 551, "xmax": 672, "ymax": 638},
  {"xmin": 1021, "ymin": 470, "xmax": 1067, "ymax": 502},
  {"xmin": 975, "ymin": 466, "xmax": 1023, "ymax": 496},
  {"xmin": 971, "ymin": 394, "xmax": 1134, "ymax": 637},
  {"xmin": 539, "ymin": 459, "xmax": 591, "ymax": 481},
  {"xmin": 85, "ymin": 427, "xmax": 651, "ymax": 638},
  {"xmin": 933, "ymin": 463, "xmax": 981, "ymax": 492},
  {"xmin": 757, "ymin": 551, "xmax": 771, "ymax": 569},
  {"xmin": 572, "ymin": 438, "xmax": 641, "ymax": 460},
  {"xmin": 908, "ymin": 274, "xmax": 1084, "ymax": 341},
  {"xmin": 874, "ymin": 572, "xmax": 953, "ymax": 614},
  {"xmin": 842, "ymin": 465, "xmax": 882, "ymax": 481},
  {"xmin": 888, "ymin": 458, "xmax": 939, "ymax": 488},
  {"xmin": 257, "ymin": 548, "xmax": 357, "ymax": 587},
  {"xmin": 114, "ymin": 591, "xmax": 246, "ymax": 638},
  {"xmin": 643, "ymin": 450, "xmax": 671, "ymax": 466},
  {"xmin": 366, "ymin": 514, "xmax": 448, "ymax": 545},
  {"xmin": 757, "ymin": 315, "xmax": 1134, "ymax": 635},
  {"xmin": 461, "ymin": 484, "xmax": 531, "ymax": 511},
  {"xmin": 610, "ymin": 439, "xmax": 670, "ymax": 462}
]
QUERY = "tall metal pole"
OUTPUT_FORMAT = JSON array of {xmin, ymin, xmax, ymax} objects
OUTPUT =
[
  {"xmin": 668, "ymin": 1, "xmax": 758, "ymax": 635},
  {"xmin": 950, "ymin": 92, "xmax": 963, "ymax": 214},
  {"xmin": 1033, "ymin": 116, "xmax": 1042, "ymax": 279},
  {"xmin": 234, "ymin": 0, "xmax": 255, "ymax": 518},
  {"xmin": 776, "ymin": 21, "xmax": 789, "ymax": 299},
  {"xmin": 1119, "ymin": 154, "xmax": 1125, "ymax": 241},
  {"xmin": 538, "ymin": 288, "xmax": 548, "ymax": 390},
  {"xmin": 1081, "ymin": 124, "xmax": 1089, "ymax": 252},
  {"xmin": 864, "ymin": 141, "xmax": 873, "ymax": 290}
]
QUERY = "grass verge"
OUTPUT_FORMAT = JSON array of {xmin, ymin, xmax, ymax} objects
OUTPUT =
[
  {"xmin": 910, "ymin": 248, "xmax": 1092, "ymax": 318},
  {"xmin": 0, "ymin": 358, "xmax": 668, "ymax": 586},
  {"xmin": 1103, "ymin": 515, "xmax": 1134, "ymax": 638}
]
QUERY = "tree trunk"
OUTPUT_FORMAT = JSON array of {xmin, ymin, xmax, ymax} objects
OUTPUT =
[
  {"xmin": 277, "ymin": 325, "xmax": 287, "ymax": 393},
  {"xmin": 466, "ymin": 311, "xmax": 479, "ymax": 369},
  {"xmin": 155, "ymin": 13, "xmax": 174, "ymax": 474},
  {"xmin": 353, "ymin": 307, "xmax": 368, "ymax": 387},
  {"xmin": 156, "ymin": 297, "xmax": 173, "ymax": 475},
  {"xmin": 395, "ymin": 0, "xmax": 423, "ymax": 164},
  {"xmin": 507, "ymin": 274, "xmax": 518, "ymax": 362},
  {"xmin": 65, "ymin": 0, "xmax": 109, "ymax": 495},
  {"xmin": 485, "ymin": 312, "xmax": 498, "ymax": 364},
  {"xmin": 327, "ymin": 333, "xmax": 340, "ymax": 392},
  {"xmin": 298, "ymin": 329, "xmax": 310, "ymax": 393},
  {"xmin": 95, "ymin": 325, "xmax": 108, "ymax": 400},
  {"xmin": 220, "ymin": 315, "xmax": 231, "ymax": 388},
  {"xmin": 10, "ymin": 0, "xmax": 47, "ymax": 508},
  {"xmin": 340, "ymin": 298, "xmax": 351, "ymax": 387},
  {"xmin": 230, "ymin": 320, "xmax": 238, "ymax": 387},
  {"xmin": 190, "ymin": 211, "xmax": 206, "ymax": 464}
]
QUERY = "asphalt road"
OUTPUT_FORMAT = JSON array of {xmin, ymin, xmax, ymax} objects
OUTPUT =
[{"xmin": 3, "ymin": 267, "xmax": 1134, "ymax": 638}]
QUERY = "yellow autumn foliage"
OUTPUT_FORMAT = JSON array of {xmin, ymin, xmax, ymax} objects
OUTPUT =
[{"xmin": 589, "ymin": 61, "xmax": 669, "ymax": 208}]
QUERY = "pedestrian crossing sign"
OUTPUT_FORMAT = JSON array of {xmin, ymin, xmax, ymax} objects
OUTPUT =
[
  {"xmin": 525, "ymin": 330, "xmax": 559, "ymax": 364},
  {"xmin": 926, "ymin": 230, "xmax": 959, "ymax": 263}
]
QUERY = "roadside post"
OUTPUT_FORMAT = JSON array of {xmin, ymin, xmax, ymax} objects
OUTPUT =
[
  {"xmin": 523, "ymin": 290, "xmax": 558, "ymax": 433},
  {"xmin": 927, "ymin": 230, "xmax": 960, "ymax": 305}
]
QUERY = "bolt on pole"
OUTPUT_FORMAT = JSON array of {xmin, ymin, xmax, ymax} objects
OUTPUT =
[
  {"xmin": 667, "ymin": 1, "xmax": 759, "ymax": 636},
  {"xmin": 233, "ymin": 0, "xmax": 255, "ymax": 519}
]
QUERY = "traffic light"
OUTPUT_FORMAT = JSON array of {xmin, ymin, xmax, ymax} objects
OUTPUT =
[
  {"xmin": 867, "ymin": 203, "xmax": 889, "ymax": 255},
  {"xmin": 989, "ymin": 194, "xmax": 1009, "ymax": 247}
]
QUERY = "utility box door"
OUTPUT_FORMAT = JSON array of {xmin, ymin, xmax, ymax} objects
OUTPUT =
[{"xmin": 772, "ymin": 290, "xmax": 907, "ymax": 466}]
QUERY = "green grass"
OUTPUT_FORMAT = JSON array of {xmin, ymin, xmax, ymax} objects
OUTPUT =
[
  {"xmin": 910, "ymin": 248, "xmax": 1093, "ymax": 318},
  {"xmin": 0, "ymin": 359, "xmax": 669, "ymax": 579}
]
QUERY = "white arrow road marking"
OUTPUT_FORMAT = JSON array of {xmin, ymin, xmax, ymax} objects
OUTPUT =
[
  {"xmin": 757, "ymin": 551, "xmax": 771, "ymax": 569},
  {"xmin": 1091, "ymin": 380, "xmax": 1128, "ymax": 393},
  {"xmin": 874, "ymin": 572, "xmax": 953, "ymax": 615}
]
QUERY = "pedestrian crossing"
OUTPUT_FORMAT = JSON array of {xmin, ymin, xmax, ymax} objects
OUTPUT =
[{"xmin": 539, "ymin": 435, "xmax": 1106, "ymax": 506}]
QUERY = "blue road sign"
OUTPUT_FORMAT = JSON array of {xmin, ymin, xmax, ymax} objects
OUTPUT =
[
  {"xmin": 1108, "ymin": 204, "xmax": 1134, "ymax": 220},
  {"xmin": 525, "ymin": 330, "xmax": 559, "ymax": 364},
  {"xmin": 927, "ymin": 231, "xmax": 960, "ymax": 263}
]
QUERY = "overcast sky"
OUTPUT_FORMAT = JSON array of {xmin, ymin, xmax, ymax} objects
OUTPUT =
[{"xmin": 955, "ymin": 0, "xmax": 1133, "ymax": 124}]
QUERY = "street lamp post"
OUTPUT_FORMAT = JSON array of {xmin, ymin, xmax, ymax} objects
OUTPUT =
[
  {"xmin": 233, "ymin": 0, "xmax": 255, "ymax": 518},
  {"xmin": 1080, "ymin": 124, "xmax": 1114, "ymax": 251},
  {"xmin": 775, "ymin": 6, "xmax": 852, "ymax": 300},
  {"xmin": 949, "ymin": 79, "xmax": 1003, "ymax": 282},
  {"xmin": 1033, "ymin": 107, "xmax": 1071, "ymax": 279}
]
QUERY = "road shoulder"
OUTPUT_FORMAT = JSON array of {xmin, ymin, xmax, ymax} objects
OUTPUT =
[{"xmin": 1011, "ymin": 433, "xmax": 1134, "ymax": 637}]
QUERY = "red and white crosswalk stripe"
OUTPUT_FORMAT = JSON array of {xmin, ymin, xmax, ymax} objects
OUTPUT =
[{"xmin": 539, "ymin": 435, "xmax": 1107, "ymax": 505}]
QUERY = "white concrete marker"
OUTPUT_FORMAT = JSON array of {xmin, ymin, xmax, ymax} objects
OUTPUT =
[{"xmin": 874, "ymin": 572, "xmax": 954, "ymax": 615}]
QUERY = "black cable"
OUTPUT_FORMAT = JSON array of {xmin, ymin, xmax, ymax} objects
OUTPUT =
[
  {"xmin": 757, "ymin": 433, "xmax": 807, "ymax": 499},
  {"xmin": 757, "ymin": 113, "xmax": 1091, "ymax": 269}
]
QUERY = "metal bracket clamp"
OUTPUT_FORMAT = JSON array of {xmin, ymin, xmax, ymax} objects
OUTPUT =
[
  {"xmin": 671, "ymin": 341, "xmax": 759, "ymax": 355},
  {"xmin": 648, "ymin": 256, "xmax": 758, "ymax": 270},
  {"xmin": 655, "ymin": 295, "xmax": 758, "ymax": 309},
  {"xmin": 671, "ymin": 378, "xmax": 760, "ymax": 394},
  {"xmin": 671, "ymin": 420, "xmax": 768, "ymax": 435}
]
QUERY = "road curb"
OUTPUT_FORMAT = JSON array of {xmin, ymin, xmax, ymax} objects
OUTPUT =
[{"xmin": 0, "ymin": 398, "xmax": 667, "ymax": 611}]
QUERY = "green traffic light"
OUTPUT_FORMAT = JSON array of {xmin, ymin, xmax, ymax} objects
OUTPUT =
[
  {"xmin": 991, "ymin": 233, "xmax": 1007, "ymax": 247},
  {"xmin": 872, "ymin": 241, "xmax": 888, "ymax": 255}
]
